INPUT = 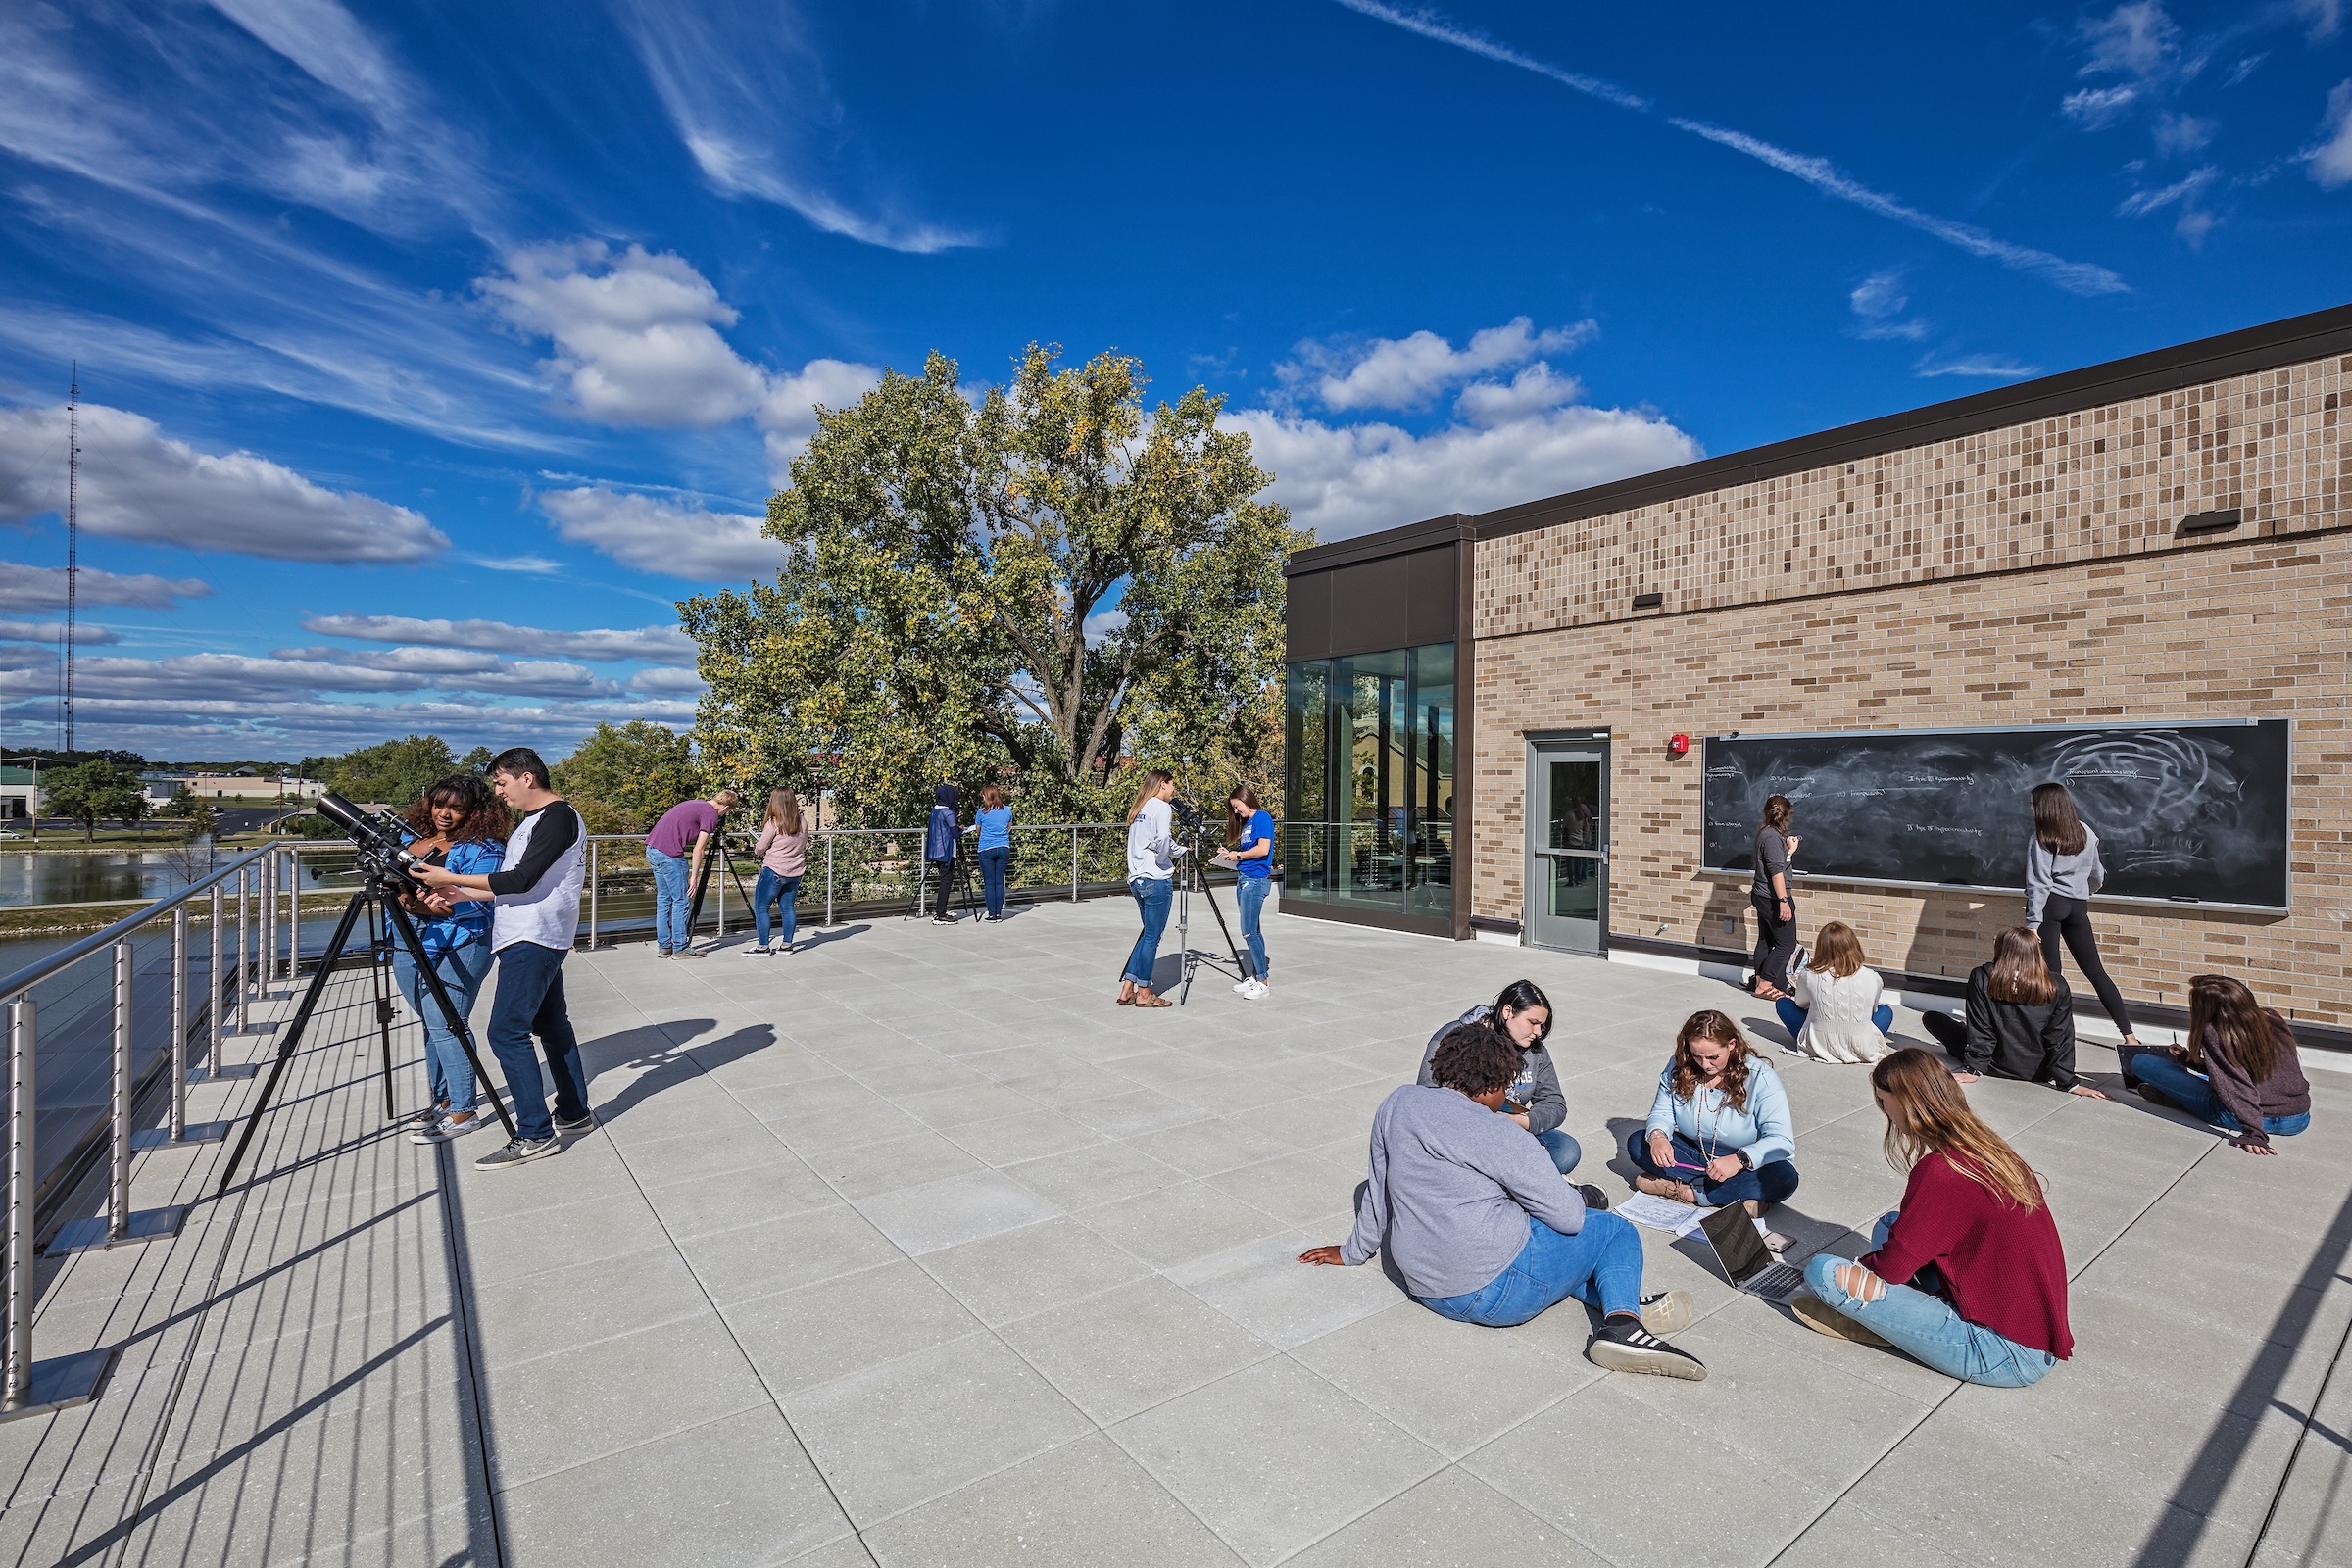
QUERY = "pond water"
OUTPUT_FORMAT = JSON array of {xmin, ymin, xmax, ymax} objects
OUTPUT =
[{"xmin": 0, "ymin": 844, "xmax": 224, "ymax": 907}]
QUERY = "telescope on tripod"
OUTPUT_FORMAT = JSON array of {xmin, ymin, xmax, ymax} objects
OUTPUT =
[{"xmin": 1164, "ymin": 796, "xmax": 1254, "ymax": 1005}]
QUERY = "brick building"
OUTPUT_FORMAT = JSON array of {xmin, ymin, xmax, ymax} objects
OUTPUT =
[{"xmin": 1281, "ymin": 302, "xmax": 2350, "ymax": 1042}]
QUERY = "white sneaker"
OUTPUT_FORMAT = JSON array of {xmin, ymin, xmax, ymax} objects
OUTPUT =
[
  {"xmin": 1240, "ymin": 979, "xmax": 1269, "ymax": 1000},
  {"xmin": 740, "ymin": 944, "xmax": 769, "ymax": 957},
  {"xmin": 1232, "ymin": 978, "xmax": 1254, "ymax": 993}
]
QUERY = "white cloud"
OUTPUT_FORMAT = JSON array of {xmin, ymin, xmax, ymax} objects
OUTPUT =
[
  {"xmin": 2303, "ymin": 0, "xmax": 2342, "ymax": 40},
  {"xmin": 2062, "ymin": 85, "xmax": 2141, "ymax": 127},
  {"xmin": 0, "ymin": 562, "xmax": 212, "ymax": 612},
  {"xmin": 758, "ymin": 358, "xmax": 882, "ymax": 481},
  {"xmin": 540, "ymin": 488, "xmax": 782, "ymax": 582},
  {"xmin": 2117, "ymin": 164, "xmax": 2220, "ymax": 239},
  {"xmin": 0, "ymin": 618, "xmax": 116, "ymax": 646},
  {"xmin": 2312, "ymin": 81, "xmax": 2352, "ymax": 188},
  {"xmin": 1285, "ymin": 318, "xmax": 1596, "ymax": 412},
  {"xmin": 1082, "ymin": 608, "xmax": 1129, "ymax": 649},
  {"xmin": 298, "ymin": 614, "xmax": 697, "ymax": 666},
  {"xmin": 207, "ymin": 0, "xmax": 408, "ymax": 113},
  {"xmin": 0, "ymin": 402, "xmax": 445, "ymax": 563},
  {"xmin": 466, "ymin": 554, "xmax": 563, "ymax": 574},
  {"xmin": 1453, "ymin": 364, "xmax": 1585, "ymax": 426},
  {"xmin": 2153, "ymin": 112, "xmax": 2216, "ymax": 156},
  {"xmin": 612, "ymin": 0, "xmax": 976, "ymax": 254},
  {"xmin": 1848, "ymin": 270, "xmax": 1929, "ymax": 341},
  {"xmin": 1228, "ymin": 403, "xmax": 1699, "ymax": 542},
  {"xmin": 2080, "ymin": 3, "xmax": 2181, "ymax": 81},
  {"xmin": 480, "ymin": 242, "xmax": 768, "ymax": 429},
  {"xmin": 1915, "ymin": 355, "xmax": 2042, "ymax": 378},
  {"xmin": 627, "ymin": 666, "xmax": 708, "ymax": 696}
]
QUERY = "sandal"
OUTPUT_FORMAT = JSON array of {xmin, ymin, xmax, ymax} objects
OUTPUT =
[
  {"xmin": 1117, "ymin": 983, "xmax": 1136, "ymax": 1006},
  {"xmin": 1132, "ymin": 988, "xmax": 1173, "ymax": 1008},
  {"xmin": 1634, "ymin": 1175, "xmax": 1698, "ymax": 1205}
]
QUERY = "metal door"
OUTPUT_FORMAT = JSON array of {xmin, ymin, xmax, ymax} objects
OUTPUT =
[{"xmin": 1525, "ymin": 741, "xmax": 1607, "ymax": 954}]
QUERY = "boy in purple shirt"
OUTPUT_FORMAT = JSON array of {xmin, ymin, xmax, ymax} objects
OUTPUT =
[{"xmin": 647, "ymin": 789, "xmax": 738, "ymax": 958}]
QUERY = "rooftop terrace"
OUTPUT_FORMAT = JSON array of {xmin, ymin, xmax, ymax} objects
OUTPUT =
[{"xmin": 3, "ymin": 895, "xmax": 2346, "ymax": 1566}]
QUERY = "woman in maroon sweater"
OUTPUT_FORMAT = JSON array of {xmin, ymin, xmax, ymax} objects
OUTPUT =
[{"xmin": 1794, "ymin": 1049, "xmax": 2071, "ymax": 1387}]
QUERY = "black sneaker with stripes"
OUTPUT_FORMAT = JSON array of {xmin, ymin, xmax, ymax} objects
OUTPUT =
[{"xmin": 1587, "ymin": 1317, "xmax": 1708, "ymax": 1381}]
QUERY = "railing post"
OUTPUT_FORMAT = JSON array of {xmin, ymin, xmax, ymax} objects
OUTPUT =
[
  {"xmin": 236, "ymin": 863, "xmax": 253, "ymax": 1020},
  {"xmin": 5, "ymin": 998, "xmax": 31, "ymax": 1407},
  {"xmin": 170, "ymin": 909, "xmax": 186, "ymax": 1141},
  {"xmin": 50, "ymin": 940, "xmax": 185, "ymax": 1254},
  {"xmin": 261, "ymin": 849, "xmax": 276, "ymax": 990},
  {"xmin": 588, "ymin": 838, "xmax": 599, "ymax": 951},
  {"xmin": 288, "ymin": 848, "xmax": 301, "ymax": 977},
  {"xmin": 1071, "ymin": 825, "xmax": 1080, "ymax": 903},
  {"xmin": 825, "ymin": 836, "xmax": 834, "ymax": 927},
  {"xmin": 208, "ymin": 884, "xmax": 222, "ymax": 1066}
]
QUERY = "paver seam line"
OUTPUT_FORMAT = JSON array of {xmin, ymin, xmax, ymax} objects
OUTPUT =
[
  {"xmin": 427, "ymin": 1136, "xmax": 510, "ymax": 1568},
  {"xmin": 2248, "ymin": 1289, "xmax": 2352, "ymax": 1566}
]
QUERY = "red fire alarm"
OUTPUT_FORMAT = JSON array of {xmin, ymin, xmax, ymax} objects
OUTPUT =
[{"xmin": 1667, "ymin": 733, "xmax": 1691, "ymax": 758}]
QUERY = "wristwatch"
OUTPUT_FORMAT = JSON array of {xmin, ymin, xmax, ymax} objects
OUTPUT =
[{"xmin": 1735, "ymin": 1150, "xmax": 1753, "ymax": 1170}]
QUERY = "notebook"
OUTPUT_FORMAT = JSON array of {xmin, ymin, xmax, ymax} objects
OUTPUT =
[{"xmin": 1696, "ymin": 1203, "xmax": 1807, "ymax": 1304}]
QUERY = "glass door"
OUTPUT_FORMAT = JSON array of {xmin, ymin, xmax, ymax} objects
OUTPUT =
[{"xmin": 1526, "ymin": 741, "xmax": 1607, "ymax": 954}]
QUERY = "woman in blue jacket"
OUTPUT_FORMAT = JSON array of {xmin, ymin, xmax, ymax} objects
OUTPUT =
[
  {"xmin": 924, "ymin": 784, "xmax": 959, "ymax": 925},
  {"xmin": 395, "ymin": 772, "xmax": 508, "ymax": 1143},
  {"xmin": 1627, "ymin": 1009, "xmax": 1799, "ymax": 1214}
]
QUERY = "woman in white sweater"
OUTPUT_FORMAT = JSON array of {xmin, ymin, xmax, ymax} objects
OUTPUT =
[
  {"xmin": 1775, "ymin": 921, "xmax": 1894, "ymax": 1063},
  {"xmin": 2025, "ymin": 783, "xmax": 2139, "ymax": 1050}
]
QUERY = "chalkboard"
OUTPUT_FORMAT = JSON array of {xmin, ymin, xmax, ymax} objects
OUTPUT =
[{"xmin": 1702, "ymin": 720, "xmax": 2291, "ymax": 909}]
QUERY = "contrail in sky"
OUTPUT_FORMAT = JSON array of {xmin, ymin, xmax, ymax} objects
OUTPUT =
[{"xmin": 1329, "ymin": 0, "xmax": 2130, "ymax": 297}]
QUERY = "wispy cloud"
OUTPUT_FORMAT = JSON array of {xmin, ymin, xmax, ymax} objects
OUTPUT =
[
  {"xmin": 538, "ymin": 487, "xmax": 782, "ymax": 582},
  {"xmin": 2063, "ymin": 84, "xmax": 2142, "ymax": 128},
  {"xmin": 2312, "ymin": 81, "xmax": 2352, "ymax": 187},
  {"xmin": 1278, "ymin": 317, "xmax": 1594, "ymax": 412},
  {"xmin": 1915, "ymin": 355, "xmax": 2042, "ymax": 379},
  {"xmin": 1848, "ymin": 270, "xmax": 1929, "ymax": 341},
  {"xmin": 0, "ymin": 563, "xmax": 212, "ymax": 612},
  {"xmin": 298, "ymin": 614, "xmax": 697, "ymax": 666},
  {"xmin": 1328, "ymin": 0, "xmax": 2128, "ymax": 296}
]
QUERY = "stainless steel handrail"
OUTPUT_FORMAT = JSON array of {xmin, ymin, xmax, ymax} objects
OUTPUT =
[{"xmin": 0, "ymin": 847, "xmax": 272, "ymax": 1004}]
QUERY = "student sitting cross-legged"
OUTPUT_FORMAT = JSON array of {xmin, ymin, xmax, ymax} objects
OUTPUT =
[
  {"xmin": 1420, "ymin": 980, "xmax": 1580, "ymax": 1175},
  {"xmin": 2123, "ymin": 974, "xmax": 2310, "ymax": 1155},
  {"xmin": 1774, "ymin": 921, "xmax": 1894, "ymax": 1064},
  {"xmin": 1627, "ymin": 1009, "xmax": 1799, "ymax": 1215},
  {"xmin": 1794, "ymin": 1049, "xmax": 2073, "ymax": 1388},
  {"xmin": 1299, "ymin": 1024, "xmax": 1706, "ymax": 1380},
  {"xmin": 1921, "ymin": 927, "xmax": 2109, "ymax": 1100}
]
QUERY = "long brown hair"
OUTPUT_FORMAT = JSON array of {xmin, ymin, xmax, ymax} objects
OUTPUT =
[
  {"xmin": 979, "ymin": 784, "xmax": 1005, "ymax": 809},
  {"xmin": 1224, "ymin": 783, "xmax": 1262, "ymax": 846},
  {"xmin": 1871, "ymin": 1048, "xmax": 2044, "ymax": 1210},
  {"xmin": 1985, "ymin": 926, "xmax": 2056, "ymax": 1006},
  {"xmin": 403, "ymin": 773, "xmax": 510, "ymax": 845},
  {"xmin": 2185, "ymin": 973, "xmax": 2282, "ymax": 1082},
  {"xmin": 1808, "ymin": 920, "xmax": 1866, "ymax": 978},
  {"xmin": 2030, "ymin": 782, "xmax": 2089, "ymax": 856},
  {"xmin": 1668, "ymin": 1009, "xmax": 1753, "ymax": 1110},
  {"xmin": 763, "ymin": 788, "xmax": 803, "ymax": 837},
  {"xmin": 1761, "ymin": 795, "xmax": 1793, "ymax": 831},
  {"xmin": 1126, "ymin": 769, "xmax": 1174, "ymax": 824}
]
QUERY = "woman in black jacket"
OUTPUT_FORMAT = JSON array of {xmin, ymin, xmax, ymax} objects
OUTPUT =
[
  {"xmin": 1418, "ymin": 979, "xmax": 1579, "ymax": 1174},
  {"xmin": 1922, "ymin": 928, "xmax": 2109, "ymax": 1100},
  {"xmin": 1749, "ymin": 795, "xmax": 1800, "ymax": 1001}
]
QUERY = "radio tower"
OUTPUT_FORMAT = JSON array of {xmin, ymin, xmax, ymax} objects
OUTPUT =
[{"xmin": 63, "ymin": 365, "xmax": 79, "ymax": 756}]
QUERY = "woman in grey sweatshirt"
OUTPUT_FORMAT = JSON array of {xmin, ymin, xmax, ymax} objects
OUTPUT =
[
  {"xmin": 2024, "ymin": 783, "xmax": 2138, "ymax": 1047},
  {"xmin": 1418, "ymin": 979, "xmax": 1576, "ymax": 1174}
]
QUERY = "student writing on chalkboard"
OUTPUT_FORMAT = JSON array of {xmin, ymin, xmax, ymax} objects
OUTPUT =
[
  {"xmin": 1748, "ymin": 795, "xmax": 1801, "ymax": 1001},
  {"xmin": 2024, "ymin": 783, "xmax": 2140, "ymax": 1052},
  {"xmin": 1922, "ymin": 928, "xmax": 2109, "ymax": 1100},
  {"xmin": 2122, "ymin": 975, "xmax": 2310, "ymax": 1154}
]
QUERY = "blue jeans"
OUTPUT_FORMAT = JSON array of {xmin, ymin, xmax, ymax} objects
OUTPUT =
[
  {"xmin": 2127, "ymin": 1050, "xmax": 2310, "ymax": 1138},
  {"xmin": 392, "ymin": 938, "xmax": 494, "ymax": 1112},
  {"xmin": 1125, "ymin": 877, "xmax": 1173, "ymax": 987},
  {"xmin": 1538, "ymin": 1128, "xmax": 1582, "ymax": 1175},
  {"xmin": 647, "ymin": 847, "xmax": 691, "ymax": 953},
  {"xmin": 1776, "ymin": 998, "xmax": 1893, "ymax": 1040},
  {"xmin": 978, "ymin": 847, "xmax": 1011, "ymax": 917},
  {"xmin": 753, "ymin": 868, "xmax": 801, "ymax": 949},
  {"xmin": 1626, "ymin": 1128, "xmax": 1800, "ymax": 1208},
  {"xmin": 1803, "ymin": 1213, "xmax": 2060, "ymax": 1388},
  {"xmin": 487, "ymin": 942, "xmax": 588, "ymax": 1143},
  {"xmin": 1234, "ymin": 875, "xmax": 1270, "ymax": 980},
  {"xmin": 1420, "ymin": 1211, "xmax": 1643, "ymax": 1327}
]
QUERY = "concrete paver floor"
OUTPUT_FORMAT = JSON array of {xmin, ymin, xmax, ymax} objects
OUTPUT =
[{"xmin": 2, "ymin": 892, "xmax": 2348, "ymax": 1566}]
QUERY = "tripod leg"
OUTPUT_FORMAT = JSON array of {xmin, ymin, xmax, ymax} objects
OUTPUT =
[
  {"xmin": 213, "ymin": 892, "xmax": 368, "ymax": 1200},
  {"xmin": 368, "ymin": 899, "xmax": 398, "ymax": 1124},
  {"xmin": 383, "ymin": 901, "xmax": 518, "ymax": 1141},
  {"xmin": 1195, "ymin": 871, "xmax": 1250, "ymax": 978}
]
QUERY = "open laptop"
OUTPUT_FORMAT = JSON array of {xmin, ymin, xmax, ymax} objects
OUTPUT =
[{"xmin": 1697, "ymin": 1203, "xmax": 1807, "ymax": 1304}]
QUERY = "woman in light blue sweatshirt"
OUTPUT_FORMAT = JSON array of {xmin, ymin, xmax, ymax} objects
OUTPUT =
[{"xmin": 1628, "ymin": 1009, "xmax": 1799, "ymax": 1212}]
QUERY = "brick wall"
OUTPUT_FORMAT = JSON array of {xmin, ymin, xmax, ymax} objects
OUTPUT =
[{"xmin": 1469, "ymin": 354, "xmax": 2351, "ymax": 1026}]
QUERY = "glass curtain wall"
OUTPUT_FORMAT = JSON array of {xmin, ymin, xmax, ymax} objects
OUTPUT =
[{"xmin": 1283, "ymin": 642, "xmax": 1454, "ymax": 924}]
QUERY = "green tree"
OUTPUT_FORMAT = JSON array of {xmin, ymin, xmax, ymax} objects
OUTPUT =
[
  {"xmin": 460, "ymin": 745, "xmax": 495, "ymax": 772},
  {"xmin": 683, "ymin": 344, "xmax": 1307, "ymax": 826},
  {"xmin": 553, "ymin": 721, "xmax": 701, "ymax": 832},
  {"xmin": 326, "ymin": 735, "xmax": 458, "ymax": 806},
  {"xmin": 44, "ymin": 760, "xmax": 152, "ymax": 842},
  {"xmin": 159, "ymin": 784, "xmax": 220, "ymax": 839}
]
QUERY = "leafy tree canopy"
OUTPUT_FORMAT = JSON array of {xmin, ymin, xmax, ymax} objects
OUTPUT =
[
  {"xmin": 460, "ymin": 745, "xmax": 496, "ymax": 771},
  {"xmin": 45, "ymin": 760, "xmax": 151, "ymax": 842},
  {"xmin": 683, "ymin": 344, "xmax": 1307, "ymax": 827},
  {"xmin": 552, "ymin": 721, "xmax": 700, "ymax": 833},
  {"xmin": 321, "ymin": 734, "xmax": 458, "ymax": 806}
]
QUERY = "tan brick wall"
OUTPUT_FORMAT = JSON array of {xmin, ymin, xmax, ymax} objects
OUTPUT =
[{"xmin": 1469, "ymin": 353, "xmax": 2352, "ymax": 1024}]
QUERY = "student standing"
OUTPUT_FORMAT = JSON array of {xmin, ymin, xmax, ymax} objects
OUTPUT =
[
  {"xmin": 646, "ymin": 787, "xmax": 738, "ymax": 959},
  {"xmin": 393, "ymin": 772, "xmax": 506, "ymax": 1143},
  {"xmin": 969, "ymin": 785, "xmax": 1013, "ymax": 922},
  {"xmin": 2025, "ymin": 782, "xmax": 2140, "ymax": 1050},
  {"xmin": 2125, "ymin": 975, "xmax": 2311, "ymax": 1153},
  {"xmin": 1214, "ymin": 785, "xmax": 1275, "ymax": 999},
  {"xmin": 1795, "ymin": 1049, "xmax": 2072, "ymax": 1388},
  {"xmin": 1922, "ymin": 928, "xmax": 2109, "ymax": 1100},
  {"xmin": 924, "ymin": 784, "xmax": 960, "ymax": 925},
  {"xmin": 1118, "ymin": 770, "xmax": 1179, "ymax": 1008},
  {"xmin": 1300, "ymin": 1026, "xmax": 1701, "ymax": 1376},
  {"xmin": 1749, "ymin": 795, "xmax": 1801, "ymax": 1001},
  {"xmin": 742, "ymin": 789, "xmax": 809, "ymax": 956},
  {"xmin": 1419, "ymin": 980, "xmax": 1580, "ymax": 1174},
  {"xmin": 1775, "ymin": 920, "xmax": 1894, "ymax": 1064},
  {"xmin": 1628, "ymin": 1010, "xmax": 1800, "ymax": 1213},
  {"xmin": 411, "ymin": 749, "xmax": 592, "ymax": 1170}
]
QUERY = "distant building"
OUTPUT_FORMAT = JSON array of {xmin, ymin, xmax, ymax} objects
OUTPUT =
[
  {"xmin": 0, "ymin": 766, "xmax": 37, "ymax": 821},
  {"xmin": 179, "ymin": 773, "xmax": 326, "ymax": 802}
]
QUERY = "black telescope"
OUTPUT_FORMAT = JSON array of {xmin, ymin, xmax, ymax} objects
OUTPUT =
[{"xmin": 314, "ymin": 791, "xmax": 426, "ymax": 882}]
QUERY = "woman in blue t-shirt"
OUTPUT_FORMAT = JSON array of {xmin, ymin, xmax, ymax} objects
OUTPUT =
[
  {"xmin": 1214, "ymin": 785, "xmax": 1276, "ymax": 1000},
  {"xmin": 395, "ymin": 772, "xmax": 508, "ymax": 1143},
  {"xmin": 968, "ymin": 785, "xmax": 1014, "ymax": 921}
]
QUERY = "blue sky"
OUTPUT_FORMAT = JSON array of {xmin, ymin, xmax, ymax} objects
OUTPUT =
[{"xmin": 0, "ymin": 0, "xmax": 2346, "ymax": 760}]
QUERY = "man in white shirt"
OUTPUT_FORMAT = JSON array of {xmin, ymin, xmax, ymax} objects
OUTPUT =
[{"xmin": 412, "ymin": 748, "xmax": 590, "ymax": 1169}]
